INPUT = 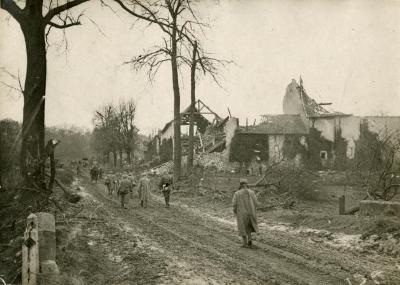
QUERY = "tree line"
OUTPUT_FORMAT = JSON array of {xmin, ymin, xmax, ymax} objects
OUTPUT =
[
  {"xmin": 91, "ymin": 99, "xmax": 138, "ymax": 167},
  {"xmin": 0, "ymin": 119, "xmax": 93, "ymax": 177}
]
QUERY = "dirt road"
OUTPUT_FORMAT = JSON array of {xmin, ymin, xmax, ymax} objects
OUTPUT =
[{"xmin": 69, "ymin": 176, "xmax": 400, "ymax": 285}]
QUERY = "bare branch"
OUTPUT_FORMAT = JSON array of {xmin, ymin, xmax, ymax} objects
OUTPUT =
[
  {"xmin": 0, "ymin": 67, "xmax": 24, "ymax": 95},
  {"xmin": 124, "ymin": 47, "xmax": 171, "ymax": 81},
  {"xmin": 44, "ymin": 0, "xmax": 90, "ymax": 23},
  {"xmin": 48, "ymin": 20, "xmax": 81, "ymax": 28},
  {"xmin": 113, "ymin": 0, "xmax": 172, "ymax": 35}
]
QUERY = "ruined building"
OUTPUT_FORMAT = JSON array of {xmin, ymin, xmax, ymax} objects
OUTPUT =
[
  {"xmin": 230, "ymin": 79, "xmax": 400, "ymax": 169},
  {"xmin": 281, "ymin": 79, "xmax": 400, "ymax": 168},
  {"xmin": 146, "ymin": 80, "xmax": 400, "ymax": 170},
  {"xmin": 145, "ymin": 100, "xmax": 236, "ymax": 164}
]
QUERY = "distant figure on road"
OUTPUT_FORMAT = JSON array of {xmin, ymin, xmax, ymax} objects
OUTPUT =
[
  {"xmin": 232, "ymin": 178, "xmax": 259, "ymax": 248},
  {"xmin": 76, "ymin": 161, "xmax": 82, "ymax": 176},
  {"xmin": 111, "ymin": 174, "xmax": 119, "ymax": 195},
  {"xmin": 90, "ymin": 165, "xmax": 99, "ymax": 183},
  {"xmin": 159, "ymin": 172, "xmax": 173, "ymax": 208},
  {"xmin": 98, "ymin": 167, "xmax": 103, "ymax": 179},
  {"xmin": 128, "ymin": 173, "xmax": 137, "ymax": 189},
  {"xmin": 104, "ymin": 174, "xmax": 112, "ymax": 196},
  {"xmin": 118, "ymin": 174, "xmax": 132, "ymax": 209},
  {"xmin": 138, "ymin": 173, "xmax": 151, "ymax": 208}
]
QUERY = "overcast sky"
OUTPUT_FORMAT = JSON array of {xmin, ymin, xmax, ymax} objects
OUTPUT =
[{"xmin": 1, "ymin": 0, "xmax": 399, "ymax": 135}]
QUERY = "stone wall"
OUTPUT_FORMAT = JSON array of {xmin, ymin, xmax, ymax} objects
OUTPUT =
[{"xmin": 359, "ymin": 200, "xmax": 400, "ymax": 218}]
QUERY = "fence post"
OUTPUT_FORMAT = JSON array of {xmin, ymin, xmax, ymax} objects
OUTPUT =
[{"xmin": 22, "ymin": 213, "xmax": 39, "ymax": 285}]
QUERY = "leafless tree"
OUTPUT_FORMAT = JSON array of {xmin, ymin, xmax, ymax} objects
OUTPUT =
[
  {"xmin": 115, "ymin": 0, "xmax": 195, "ymax": 181},
  {"xmin": 185, "ymin": 40, "xmax": 229, "ymax": 172},
  {"xmin": 116, "ymin": 99, "xmax": 138, "ymax": 164},
  {"xmin": 92, "ymin": 100, "xmax": 138, "ymax": 167},
  {"xmin": 0, "ymin": 0, "xmax": 91, "ymax": 186},
  {"xmin": 115, "ymin": 0, "xmax": 228, "ymax": 180},
  {"xmin": 93, "ymin": 103, "xmax": 121, "ymax": 167}
]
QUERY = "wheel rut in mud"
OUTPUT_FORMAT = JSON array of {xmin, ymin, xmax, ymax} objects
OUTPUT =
[{"xmin": 84, "ymin": 179, "xmax": 355, "ymax": 285}]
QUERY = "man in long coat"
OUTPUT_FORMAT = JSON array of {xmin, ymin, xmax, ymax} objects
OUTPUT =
[
  {"xmin": 104, "ymin": 174, "xmax": 112, "ymax": 196},
  {"xmin": 138, "ymin": 173, "xmax": 151, "ymax": 208},
  {"xmin": 232, "ymin": 178, "xmax": 259, "ymax": 248},
  {"xmin": 118, "ymin": 175, "xmax": 132, "ymax": 209}
]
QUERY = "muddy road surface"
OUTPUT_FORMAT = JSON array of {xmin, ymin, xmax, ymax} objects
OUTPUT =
[{"xmin": 76, "ymin": 177, "xmax": 399, "ymax": 285}]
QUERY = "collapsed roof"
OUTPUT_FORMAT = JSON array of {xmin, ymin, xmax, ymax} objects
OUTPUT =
[
  {"xmin": 239, "ymin": 114, "xmax": 308, "ymax": 135},
  {"xmin": 159, "ymin": 99, "xmax": 223, "ymax": 135},
  {"xmin": 298, "ymin": 80, "xmax": 350, "ymax": 118}
]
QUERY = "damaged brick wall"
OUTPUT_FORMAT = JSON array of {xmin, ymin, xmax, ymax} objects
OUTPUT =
[
  {"xmin": 282, "ymin": 135, "xmax": 308, "ymax": 163},
  {"xmin": 306, "ymin": 128, "xmax": 334, "ymax": 169},
  {"xmin": 229, "ymin": 132, "xmax": 269, "ymax": 163}
]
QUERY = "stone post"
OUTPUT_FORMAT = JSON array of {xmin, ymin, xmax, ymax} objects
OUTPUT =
[
  {"xmin": 22, "ymin": 212, "xmax": 60, "ymax": 285},
  {"xmin": 35, "ymin": 212, "xmax": 59, "ymax": 275},
  {"xmin": 22, "ymin": 213, "xmax": 39, "ymax": 285}
]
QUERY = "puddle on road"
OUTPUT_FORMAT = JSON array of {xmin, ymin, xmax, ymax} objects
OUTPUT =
[{"xmin": 258, "ymin": 222, "xmax": 362, "ymax": 250}]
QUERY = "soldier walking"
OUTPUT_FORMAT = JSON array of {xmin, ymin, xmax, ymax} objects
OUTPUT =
[
  {"xmin": 138, "ymin": 172, "xmax": 151, "ymax": 208},
  {"xmin": 104, "ymin": 174, "xmax": 112, "ymax": 195},
  {"xmin": 159, "ymin": 172, "xmax": 173, "ymax": 208},
  {"xmin": 112, "ymin": 174, "xmax": 119, "ymax": 196},
  {"xmin": 232, "ymin": 178, "xmax": 259, "ymax": 248},
  {"xmin": 118, "ymin": 174, "xmax": 132, "ymax": 209}
]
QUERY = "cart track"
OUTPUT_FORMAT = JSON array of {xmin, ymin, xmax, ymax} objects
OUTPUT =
[{"xmin": 83, "ymin": 179, "xmax": 368, "ymax": 285}]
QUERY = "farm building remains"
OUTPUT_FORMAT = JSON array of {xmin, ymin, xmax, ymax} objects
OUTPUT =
[{"xmin": 145, "ymin": 79, "xmax": 400, "ymax": 170}]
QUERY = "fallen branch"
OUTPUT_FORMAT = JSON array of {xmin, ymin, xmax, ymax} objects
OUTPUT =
[{"xmin": 45, "ymin": 173, "xmax": 81, "ymax": 203}]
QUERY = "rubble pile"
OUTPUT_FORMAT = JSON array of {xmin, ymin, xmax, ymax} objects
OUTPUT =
[
  {"xmin": 194, "ymin": 153, "xmax": 226, "ymax": 171},
  {"xmin": 148, "ymin": 153, "xmax": 235, "ymax": 175},
  {"xmin": 151, "ymin": 161, "xmax": 173, "ymax": 175}
]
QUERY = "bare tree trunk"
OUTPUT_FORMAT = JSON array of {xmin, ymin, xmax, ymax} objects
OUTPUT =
[
  {"xmin": 46, "ymin": 140, "xmax": 58, "ymax": 192},
  {"xmin": 119, "ymin": 149, "xmax": 123, "ymax": 167},
  {"xmin": 126, "ymin": 149, "xmax": 131, "ymax": 164},
  {"xmin": 171, "ymin": 18, "xmax": 181, "ymax": 182},
  {"xmin": 187, "ymin": 41, "xmax": 197, "ymax": 173},
  {"xmin": 113, "ymin": 151, "xmax": 117, "ymax": 168},
  {"xmin": 20, "ymin": 16, "xmax": 47, "ymax": 185},
  {"xmin": 1, "ymin": 0, "xmax": 90, "ymax": 188}
]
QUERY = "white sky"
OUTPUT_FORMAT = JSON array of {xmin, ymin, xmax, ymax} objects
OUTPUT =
[{"xmin": 1, "ymin": 0, "xmax": 399, "ymax": 135}]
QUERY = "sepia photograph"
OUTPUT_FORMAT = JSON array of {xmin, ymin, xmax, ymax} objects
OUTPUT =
[{"xmin": 0, "ymin": 0, "xmax": 400, "ymax": 284}]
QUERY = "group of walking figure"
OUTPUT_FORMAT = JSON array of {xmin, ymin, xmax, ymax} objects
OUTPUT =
[
  {"xmin": 103, "ymin": 171, "xmax": 173, "ymax": 209},
  {"xmin": 85, "ymin": 166, "xmax": 259, "ymax": 248}
]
